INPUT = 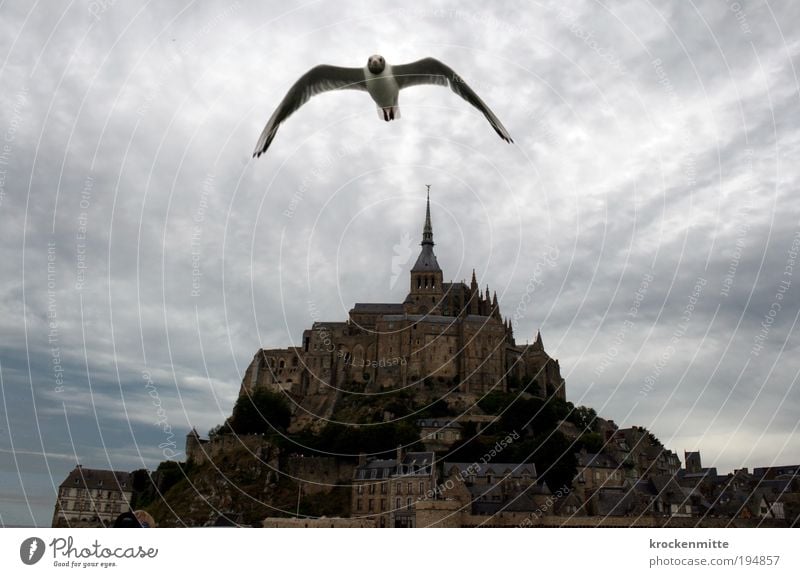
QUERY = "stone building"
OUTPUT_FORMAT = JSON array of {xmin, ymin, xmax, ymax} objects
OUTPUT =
[
  {"xmin": 51, "ymin": 465, "xmax": 133, "ymax": 528},
  {"xmin": 351, "ymin": 449, "xmax": 436, "ymax": 528},
  {"xmin": 604, "ymin": 426, "xmax": 682, "ymax": 481},
  {"xmin": 442, "ymin": 461, "xmax": 546, "ymax": 516},
  {"xmin": 574, "ymin": 450, "xmax": 625, "ymax": 498},
  {"xmin": 239, "ymin": 191, "xmax": 567, "ymax": 429},
  {"xmin": 417, "ymin": 418, "xmax": 462, "ymax": 452}
]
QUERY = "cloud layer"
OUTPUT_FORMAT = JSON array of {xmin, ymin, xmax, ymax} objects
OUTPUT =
[{"xmin": 0, "ymin": 0, "xmax": 798, "ymax": 526}]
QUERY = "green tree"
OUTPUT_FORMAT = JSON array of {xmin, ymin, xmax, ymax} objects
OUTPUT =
[
  {"xmin": 577, "ymin": 432, "xmax": 604, "ymax": 453},
  {"xmin": 512, "ymin": 432, "xmax": 577, "ymax": 491},
  {"xmin": 230, "ymin": 389, "xmax": 291, "ymax": 434},
  {"xmin": 568, "ymin": 405, "xmax": 598, "ymax": 432}
]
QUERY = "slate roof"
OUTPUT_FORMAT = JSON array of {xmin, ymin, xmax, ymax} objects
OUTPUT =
[
  {"xmin": 576, "ymin": 452, "xmax": 619, "ymax": 469},
  {"xmin": 59, "ymin": 466, "xmax": 132, "ymax": 492},
  {"xmin": 595, "ymin": 489, "xmax": 636, "ymax": 516},
  {"xmin": 753, "ymin": 465, "xmax": 800, "ymax": 479},
  {"xmin": 351, "ymin": 303, "xmax": 404, "ymax": 314},
  {"xmin": 417, "ymin": 418, "xmax": 462, "ymax": 429},
  {"xmin": 397, "ymin": 452, "xmax": 435, "ymax": 476},
  {"xmin": 411, "ymin": 244, "xmax": 441, "ymax": 272},
  {"xmin": 444, "ymin": 462, "xmax": 538, "ymax": 479}
]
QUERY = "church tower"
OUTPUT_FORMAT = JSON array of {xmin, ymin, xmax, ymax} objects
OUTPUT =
[{"xmin": 405, "ymin": 186, "xmax": 444, "ymax": 314}]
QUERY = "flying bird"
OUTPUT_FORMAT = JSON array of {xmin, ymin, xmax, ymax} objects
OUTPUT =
[{"xmin": 253, "ymin": 55, "xmax": 513, "ymax": 157}]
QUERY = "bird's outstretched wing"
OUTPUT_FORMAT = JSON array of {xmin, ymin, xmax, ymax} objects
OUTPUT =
[
  {"xmin": 253, "ymin": 65, "xmax": 367, "ymax": 157},
  {"xmin": 391, "ymin": 57, "xmax": 513, "ymax": 143}
]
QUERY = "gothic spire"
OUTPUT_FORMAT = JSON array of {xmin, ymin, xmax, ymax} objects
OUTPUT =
[
  {"xmin": 533, "ymin": 330, "xmax": 543, "ymax": 351},
  {"xmin": 411, "ymin": 185, "xmax": 441, "ymax": 273},
  {"xmin": 421, "ymin": 184, "xmax": 433, "ymax": 246}
]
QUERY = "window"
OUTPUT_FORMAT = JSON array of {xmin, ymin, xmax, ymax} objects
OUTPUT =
[
  {"xmin": 369, "ymin": 484, "xmax": 375, "ymax": 495},
  {"xmin": 396, "ymin": 482, "xmax": 401, "ymax": 494},
  {"xmin": 407, "ymin": 482, "xmax": 412, "ymax": 494},
  {"xmin": 406, "ymin": 497, "xmax": 413, "ymax": 508},
  {"xmin": 381, "ymin": 483, "xmax": 387, "ymax": 495},
  {"xmin": 396, "ymin": 498, "xmax": 402, "ymax": 508},
  {"xmin": 357, "ymin": 485, "xmax": 363, "ymax": 495},
  {"xmin": 381, "ymin": 499, "xmax": 386, "ymax": 510},
  {"xmin": 357, "ymin": 499, "xmax": 363, "ymax": 511},
  {"xmin": 368, "ymin": 499, "xmax": 374, "ymax": 512}
]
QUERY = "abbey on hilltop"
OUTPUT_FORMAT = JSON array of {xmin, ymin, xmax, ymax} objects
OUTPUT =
[{"xmin": 240, "ymin": 189, "xmax": 566, "ymax": 428}]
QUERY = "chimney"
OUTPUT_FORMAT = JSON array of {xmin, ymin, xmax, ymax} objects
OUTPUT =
[
  {"xmin": 358, "ymin": 453, "xmax": 367, "ymax": 466},
  {"xmin": 396, "ymin": 445, "xmax": 403, "ymax": 463}
]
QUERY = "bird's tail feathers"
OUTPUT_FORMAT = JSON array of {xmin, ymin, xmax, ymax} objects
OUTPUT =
[{"xmin": 378, "ymin": 105, "xmax": 401, "ymax": 121}]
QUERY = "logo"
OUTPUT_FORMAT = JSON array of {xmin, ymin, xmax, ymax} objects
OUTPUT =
[
  {"xmin": 20, "ymin": 537, "xmax": 46, "ymax": 565},
  {"xmin": 390, "ymin": 231, "xmax": 413, "ymax": 289}
]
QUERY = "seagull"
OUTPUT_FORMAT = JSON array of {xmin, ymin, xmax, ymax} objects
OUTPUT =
[{"xmin": 253, "ymin": 55, "xmax": 513, "ymax": 157}]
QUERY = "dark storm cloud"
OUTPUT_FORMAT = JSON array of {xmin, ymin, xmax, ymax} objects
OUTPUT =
[{"xmin": 0, "ymin": 0, "xmax": 798, "ymax": 526}]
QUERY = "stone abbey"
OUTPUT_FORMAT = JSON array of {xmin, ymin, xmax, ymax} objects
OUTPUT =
[{"xmin": 240, "ymin": 191, "xmax": 566, "ymax": 429}]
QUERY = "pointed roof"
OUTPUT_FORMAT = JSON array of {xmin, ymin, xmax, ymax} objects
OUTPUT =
[{"xmin": 411, "ymin": 186, "xmax": 441, "ymax": 272}]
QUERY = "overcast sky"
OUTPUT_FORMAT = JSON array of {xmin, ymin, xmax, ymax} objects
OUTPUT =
[{"xmin": 1, "ymin": 0, "xmax": 798, "ymax": 527}]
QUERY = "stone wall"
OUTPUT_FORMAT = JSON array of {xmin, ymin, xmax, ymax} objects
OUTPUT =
[
  {"xmin": 186, "ymin": 433, "xmax": 278, "ymax": 470},
  {"xmin": 284, "ymin": 455, "xmax": 354, "ymax": 495},
  {"xmin": 262, "ymin": 517, "xmax": 375, "ymax": 528}
]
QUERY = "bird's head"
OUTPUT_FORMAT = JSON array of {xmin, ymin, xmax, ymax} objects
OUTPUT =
[{"xmin": 367, "ymin": 54, "xmax": 386, "ymax": 74}]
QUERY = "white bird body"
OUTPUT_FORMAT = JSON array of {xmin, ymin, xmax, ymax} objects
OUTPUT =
[
  {"xmin": 364, "ymin": 64, "xmax": 399, "ymax": 106},
  {"xmin": 253, "ymin": 54, "xmax": 513, "ymax": 157},
  {"xmin": 364, "ymin": 64, "xmax": 401, "ymax": 120}
]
